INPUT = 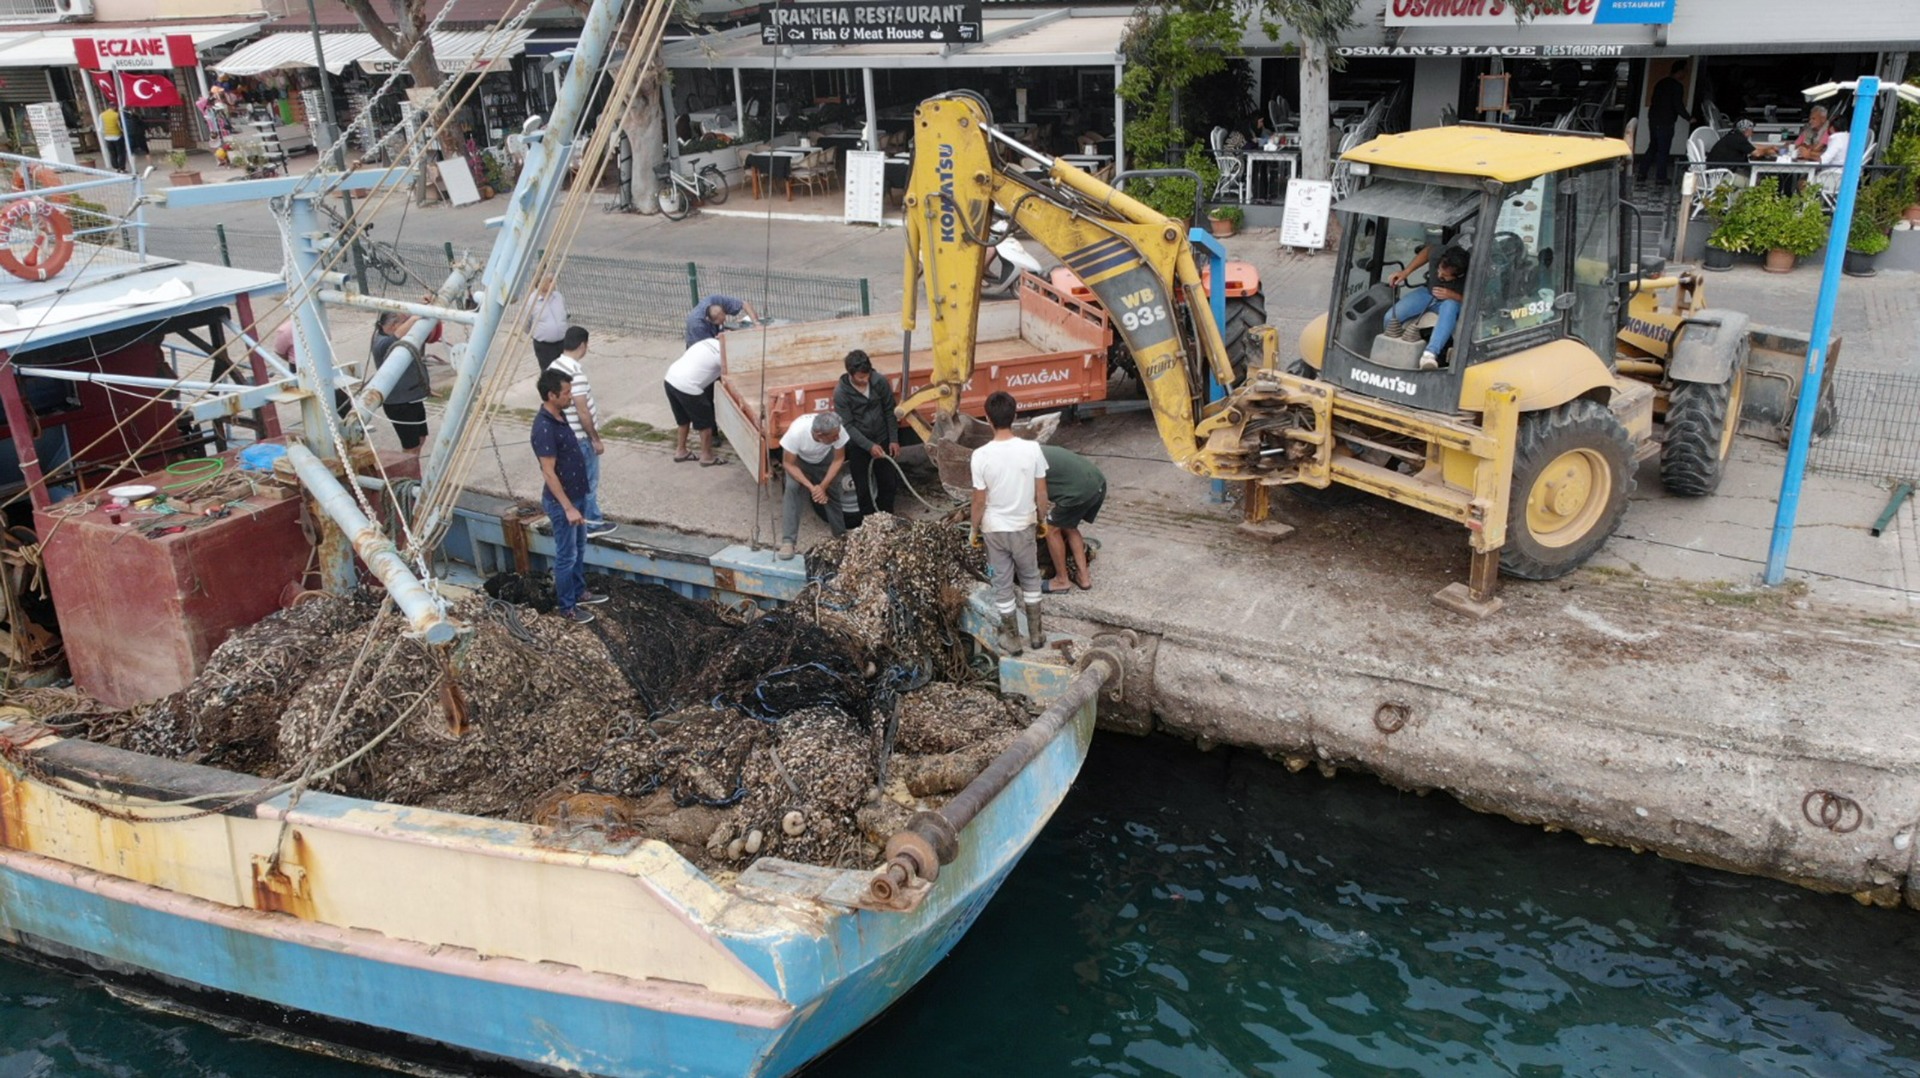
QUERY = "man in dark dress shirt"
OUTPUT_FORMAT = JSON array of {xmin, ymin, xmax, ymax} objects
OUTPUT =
[
  {"xmin": 1638, "ymin": 61, "xmax": 1691, "ymax": 186},
  {"xmin": 531, "ymin": 369, "xmax": 609, "ymax": 623}
]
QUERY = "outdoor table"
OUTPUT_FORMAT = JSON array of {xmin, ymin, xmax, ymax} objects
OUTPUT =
[
  {"xmin": 744, "ymin": 150, "xmax": 807, "ymax": 199},
  {"xmin": 1748, "ymin": 158, "xmax": 1823, "ymax": 191},
  {"xmin": 1061, "ymin": 153, "xmax": 1113, "ymax": 180},
  {"xmin": 1243, "ymin": 150, "xmax": 1299, "ymax": 204},
  {"xmin": 884, "ymin": 155, "xmax": 911, "ymax": 206}
]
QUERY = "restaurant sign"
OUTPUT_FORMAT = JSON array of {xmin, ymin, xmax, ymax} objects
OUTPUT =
[
  {"xmin": 760, "ymin": 2, "xmax": 984, "ymax": 46},
  {"xmin": 1338, "ymin": 44, "xmax": 1637, "ymax": 57},
  {"xmin": 1386, "ymin": 0, "xmax": 1674, "ymax": 26}
]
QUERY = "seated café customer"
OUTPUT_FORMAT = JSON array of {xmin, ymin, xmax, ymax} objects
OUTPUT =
[{"xmin": 1707, "ymin": 119, "xmax": 1759, "ymax": 165}]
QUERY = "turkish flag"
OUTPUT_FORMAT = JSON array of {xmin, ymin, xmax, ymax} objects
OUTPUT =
[{"xmin": 92, "ymin": 72, "xmax": 182, "ymax": 107}]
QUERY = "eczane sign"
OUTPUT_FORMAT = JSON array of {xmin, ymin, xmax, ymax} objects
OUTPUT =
[{"xmin": 73, "ymin": 35, "xmax": 199, "ymax": 72}]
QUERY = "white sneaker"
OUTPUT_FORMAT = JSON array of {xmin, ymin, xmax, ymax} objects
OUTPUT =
[{"xmin": 1419, "ymin": 352, "xmax": 1439, "ymax": 371}]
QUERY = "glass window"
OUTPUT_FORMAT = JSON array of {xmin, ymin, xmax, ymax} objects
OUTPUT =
[
  {"xmin": 1472, "ymin": 174, "xmax": 1562, "ymax": 345},
  {"xmin": 1568, "ymin": 166, "xmax": 1618, "ymax": 354}
]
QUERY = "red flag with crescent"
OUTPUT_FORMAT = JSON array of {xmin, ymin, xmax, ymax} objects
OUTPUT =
[{"xmin": 91, "ymin": 71, "xmax": 183, "ymax": 107}]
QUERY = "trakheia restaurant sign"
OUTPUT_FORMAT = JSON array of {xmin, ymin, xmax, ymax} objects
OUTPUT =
[{"xmin": 1386, "ymin": 0, "xmax": 1675, "ymax": 25}]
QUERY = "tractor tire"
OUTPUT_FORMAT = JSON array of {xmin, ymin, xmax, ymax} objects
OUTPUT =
[
  {"xmin": 1222, "ymin": 292, "xmax": 1268, "ymax": 386},
  {"xmin": 1501, "ymin": 400, "xmax": 1636, "ymax": 580},
  {"xmin": 1660, "ymin": 373, "xmax": 1742, "ymax": 497}
]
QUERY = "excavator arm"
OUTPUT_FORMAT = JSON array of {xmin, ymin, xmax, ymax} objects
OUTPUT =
[{"xmin": 898, "ymin": 92, "xmax": 1267, "ymax": 478}]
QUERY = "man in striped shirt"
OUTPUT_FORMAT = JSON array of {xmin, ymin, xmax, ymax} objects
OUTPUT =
[{"xmin": 547, "ymin": 325, "xmax": 615, "ymax": 538}]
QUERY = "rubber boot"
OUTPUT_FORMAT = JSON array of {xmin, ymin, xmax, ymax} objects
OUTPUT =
[
  {"xmin": 1024, "ymin": 601, "xmax": 1045, "ymax": 650},
  {"xmin": 996, "ymin": 612, "xmax": 1025, "ymax": 656}
]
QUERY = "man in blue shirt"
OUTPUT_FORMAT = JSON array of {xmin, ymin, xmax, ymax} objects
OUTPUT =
[
  {"xmin": 685, "ymin": 293, "xmax": 760, "ymax": 346},
  {"xmin": 531, "ymin": 369, "xmax": 608, "ymax": 623}
]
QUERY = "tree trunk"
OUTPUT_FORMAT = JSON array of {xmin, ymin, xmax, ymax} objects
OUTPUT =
[
  {"xmin": 624, "ymin": 71, "xmax": 665, "ymax": 214},
  {"xmin": 1297, "ymin": 37, "xmax": 1333, "ymax": 181}
]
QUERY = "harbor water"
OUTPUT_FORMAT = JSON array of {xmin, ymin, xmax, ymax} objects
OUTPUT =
[{"xmin": 4, "ymin": 732, "xmax": 1918, "ymax": 1077}]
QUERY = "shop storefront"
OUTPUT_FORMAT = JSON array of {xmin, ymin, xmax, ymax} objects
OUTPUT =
[
  {"xmin": 0, "ymin": 22, "xmax": 259, "ymax": 159},
  {"xmin": 213, "ymin": 28, "xmax": 535, "ymax": 157},
  {"xmin": 1327, "ymin": 0, "xmax": 1919, "ymax": 159}
]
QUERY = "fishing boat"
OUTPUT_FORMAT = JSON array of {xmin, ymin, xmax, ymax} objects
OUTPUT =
[{"xmin": 0, "ymin": 0, "xmax": 1122, "ymax": 1071}]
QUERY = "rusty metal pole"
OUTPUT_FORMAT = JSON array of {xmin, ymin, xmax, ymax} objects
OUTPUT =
[
  {"xmin": 284, "ymin": 442, "xmax": 453, "ymax": 642},
  {"xmin": 0, "ymin": 353, "xmax": 49, "ymax": 513},
  {"xmin": 866, "ymin": 649, "xmax": 1121, "ymax": 909}
]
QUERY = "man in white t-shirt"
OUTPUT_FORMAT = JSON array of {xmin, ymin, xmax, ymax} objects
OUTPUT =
[
  {"xmin": 547, "ymin": 326, "xmax": 614, "ymax": 538},
  {"xmin": 968, "ymin": 391, "xmax": 1049, "ymax": 654},
  {"xmin": 777, "ymin": 412, "xmax": 849, "ymax": 559},
  {"xmin": 664, "ymin": 337, "xmax": 724, "ymax": 465}
]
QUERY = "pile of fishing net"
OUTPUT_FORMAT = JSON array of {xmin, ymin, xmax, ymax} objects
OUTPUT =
[{"xmin": 68, "ymin": 518, "xmax": 1027, "ymax": 874}]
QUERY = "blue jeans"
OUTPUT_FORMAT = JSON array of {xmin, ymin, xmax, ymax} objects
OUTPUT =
[
  {"xmin": 578, "ymin": 435, "xmax": 603, "ymax": 523},
  {"xmin": 1390, "ymin": 287, "xmax": 1461, "ymax": 359},
  {"xmin": 545, "ymin": 497, "xmax": 587, "ymax": 612}
]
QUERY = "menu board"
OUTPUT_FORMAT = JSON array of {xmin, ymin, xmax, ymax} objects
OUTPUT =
[
  {"xmin": 843, "ymin": 149, "xmax": 885, "ymax": 225},
  {"xmin": 27, "ymin": 103, "xmax": 74, "ymax": 165},
  {"xmin": 1281, "ymin": 178, "xmax": 1333, "ymax": 249}
]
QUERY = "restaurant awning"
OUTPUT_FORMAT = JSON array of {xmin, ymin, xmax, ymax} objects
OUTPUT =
[
  {"xmin": 0, "ymin": 22, "xmax": 262, "ymax": 70},
  {"xmin": 213, "ymin": 28, "xmax": 533, "ymax": 77}
]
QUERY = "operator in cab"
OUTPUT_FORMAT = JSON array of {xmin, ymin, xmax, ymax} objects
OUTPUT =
[{"xmin": 1385, "ymin": 244, "xmax": 1470, "ymax": 372}]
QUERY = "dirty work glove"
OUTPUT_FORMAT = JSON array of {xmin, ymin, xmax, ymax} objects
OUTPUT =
[{"xmin": 968, "ymin": 523, "xmax": 981, "ymax": 548}]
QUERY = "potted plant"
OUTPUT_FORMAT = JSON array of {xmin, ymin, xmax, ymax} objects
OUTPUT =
[
  {"xmin": 1208, "ymin": 204, "xmax": 1243, "ymax": 238},
  {"xmin": 1844, "ymin": 173, "xmax": 1902, "ymax": 276},
  {"xmin": 1710, "ymin": 184, "xmax": 1825, "ymax": 273},
  {"xmin": 1694, "ymin": 181, "xmax": 1739, "ymax": 267},
  {"xmin": 166, "ymin": 148, "xmax": 202, "ymax": 187}
]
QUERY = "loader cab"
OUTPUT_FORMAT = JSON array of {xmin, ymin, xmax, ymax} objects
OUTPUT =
[{"xmin": 1321, "ymin": 161, "xmax": 1623, "ymax": 412}]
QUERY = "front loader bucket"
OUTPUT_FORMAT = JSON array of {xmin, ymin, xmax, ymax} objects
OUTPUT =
[
  {"xmin": 1739, "ymin": 325, "xmax": 1840, "ymax": 442},
  {"xmin": 926, "ymin": 412, "xmax": 1061, "ymax": 501}
]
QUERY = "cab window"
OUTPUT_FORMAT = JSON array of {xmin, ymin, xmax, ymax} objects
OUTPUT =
[{"xmin": 1471, "ymin": 174, "xmax": 1562, "ymax": 346}]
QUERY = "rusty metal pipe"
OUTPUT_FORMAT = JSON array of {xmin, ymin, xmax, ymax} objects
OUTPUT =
[{"xmin": 866, "ymin": 650, "xmax": 1120, "ymax": 906}]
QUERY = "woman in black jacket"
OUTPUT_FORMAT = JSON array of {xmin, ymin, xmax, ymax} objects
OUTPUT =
[{"xmin": 833, "ymin": 350, "xmax": 899, "ymax": 519}]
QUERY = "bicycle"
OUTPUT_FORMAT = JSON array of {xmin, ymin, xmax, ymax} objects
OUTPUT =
[
  {"xmin": 655, "ymin": 161, "xmax": 729, "ymax": 221},
  {"xmin": 317, "ymin": 199, "xmax": 417, "ymax": 288}
]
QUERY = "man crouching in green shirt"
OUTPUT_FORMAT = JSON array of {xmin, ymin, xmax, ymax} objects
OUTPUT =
[{"xmin": 1040, "ymin": 444, "xmax": 1105, "ymax": 592}]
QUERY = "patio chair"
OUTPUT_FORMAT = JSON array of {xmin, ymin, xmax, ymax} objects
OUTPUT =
[
  {"xmin": 1685, "ymin": 141, "xmax": 1736, "ymax": 218},
  {"xmin": 1813, "ymin": 168, "xmax": 1844, "ymax": 212},
  {"xmin": 1213, "ymin": 150, "xmax": 1246, "ymax": 202}
]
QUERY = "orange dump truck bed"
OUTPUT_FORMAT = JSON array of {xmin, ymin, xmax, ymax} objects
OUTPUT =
[{"xmin": 716, "ymin": 276, "xmax": 1111, "ymax": 480}]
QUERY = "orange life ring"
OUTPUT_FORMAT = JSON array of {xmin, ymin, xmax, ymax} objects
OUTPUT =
[
  {"xmin": 8, "ymin": 165, "xmax": 70, "ymax": 204},
  {"xmin": 0, "ymin": 199, "xmax": 76, "ymax": 282}
]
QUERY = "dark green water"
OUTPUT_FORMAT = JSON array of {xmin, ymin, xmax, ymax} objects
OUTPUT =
[{"xmin": 5, "ymin": 734, "xmax": 1919, "ymax": 1077}]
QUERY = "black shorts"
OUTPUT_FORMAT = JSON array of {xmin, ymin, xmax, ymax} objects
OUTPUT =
[
  {"xmin": 665, "ymin": 381, "xmax": 716, "ymax": 432},
  {"xmin": 1048, "ymin": 484, "xmax": 1105, "ymax": 530},
  {"xmin": 383, "ymin": 400, "xmax": 428, "ymax": 449},
  {"xmin": 533, "ymin": 338, "xmax": 565, "ymax": 369}
]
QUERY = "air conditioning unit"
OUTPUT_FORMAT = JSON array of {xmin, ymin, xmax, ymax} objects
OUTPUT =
[{"xmin": 53, "ymin": 0, "xmax": 96, "ymax": 21}]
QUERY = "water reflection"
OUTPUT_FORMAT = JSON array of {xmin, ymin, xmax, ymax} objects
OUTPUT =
[{"xmin": 4, "ymin": 733, "xmax": 1920, "ymax": 1077}]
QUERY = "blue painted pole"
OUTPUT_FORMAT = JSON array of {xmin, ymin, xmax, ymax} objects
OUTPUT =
[
  {"xmin": 1763, "ymin": 76, "xmax": 1878, "ymax": 586},
  {"xmin": 1189, "ymin": 227, "xmax": 1227, "ymax": 503}
]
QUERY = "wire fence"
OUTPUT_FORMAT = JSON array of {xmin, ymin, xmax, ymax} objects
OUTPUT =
[
  {"xmin": 142, "ymin": 224, "xmax": 872, "ymax": 336},
  {"xmin": 1809, "ymin": 369, "xmax": 1920, "ymax": 485}
]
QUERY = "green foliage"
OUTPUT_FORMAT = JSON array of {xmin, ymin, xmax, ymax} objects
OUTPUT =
[
  {"xmin": 1847, "ymin": 174, "xmax": 1903, "ymax": 254},
  {"xmin": 1255, "ymin": 0, "xmax": 1360, "ymax": 56},
  {"xmin": 1709, "ymin": 184, "xmax": 1828, "ymax": 257},
  {"xmin": 166, "ymin": 148, "xmax": 190, "ymax": 170},
  {"xmin": 1119, "ymin": 0, "xmax": 1242, "ymax": 174},
  {"xmin": 1209, "ymin": 203, "xmax": 1244, "ymax": 225}
]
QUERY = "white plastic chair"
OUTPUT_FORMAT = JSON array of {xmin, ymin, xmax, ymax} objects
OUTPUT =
[
  {"xmin": 1213, "ymin": 152, "xmax": 1246, "ymax": 202},
  {"xmin": 1686, "ymin": 127, "xmax": 1717, "ymax": 160},
  {"xmin": 1813, "ymin": 169, "xmax": 1844, "ymax": 212},
  {"xmin": 1686, "ymin": 141, "xmax": 1736, "ymax": 218}
]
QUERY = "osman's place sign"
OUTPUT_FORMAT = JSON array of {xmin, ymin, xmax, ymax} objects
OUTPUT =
[{"xmin": 1386, "ymin": 0, "xmax": 1674, "ymax": 26}]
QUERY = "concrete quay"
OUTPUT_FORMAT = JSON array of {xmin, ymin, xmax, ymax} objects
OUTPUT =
[{"xmin": 230, "ymin": 188, "xmax": 1920, "ymax": 909}]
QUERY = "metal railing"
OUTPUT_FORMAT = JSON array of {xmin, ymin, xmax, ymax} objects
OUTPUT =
[
  {"xmin": 1809, "ymin": 369, "xmax": 1920, "ymax": 485},
  {"xmin": 142, "ymin": 224, "xmax": 873, "ymax": 334},
  {"xmin": 0, "ymin": 152, "xmax": 146, "ymax": 259}
]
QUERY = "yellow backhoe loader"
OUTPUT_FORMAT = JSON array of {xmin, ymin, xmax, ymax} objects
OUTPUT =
[{"xmin": 899, "ymin": 95, "xmax": 1769, "ymax": 614}]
